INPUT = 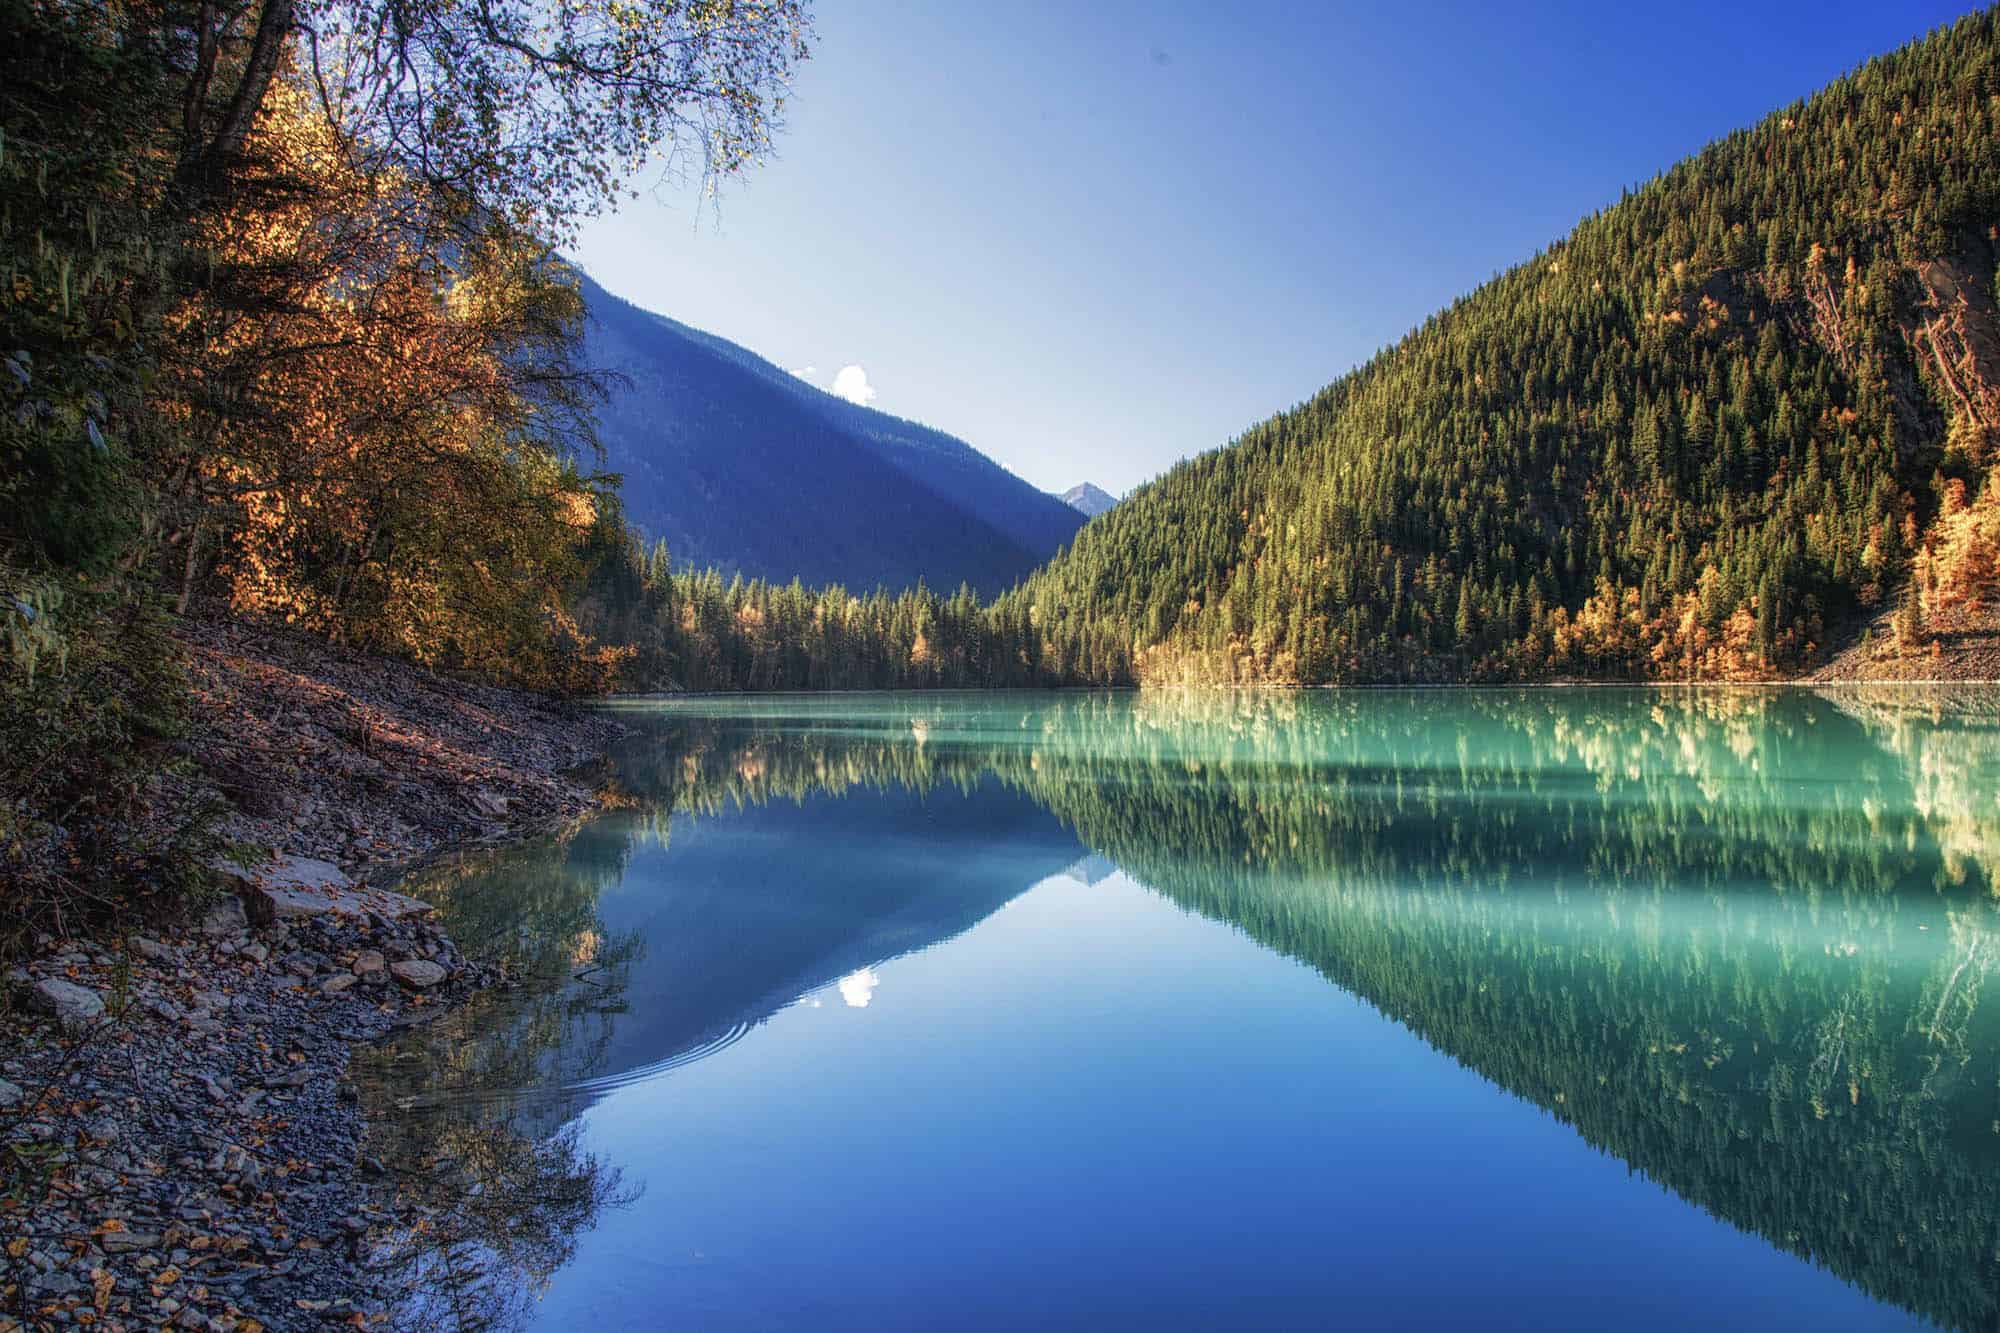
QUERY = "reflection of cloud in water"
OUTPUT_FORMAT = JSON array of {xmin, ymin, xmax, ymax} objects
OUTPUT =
[{"xmin": 838, "ymin": 968, "xmax": 880, "ymax": 1008}]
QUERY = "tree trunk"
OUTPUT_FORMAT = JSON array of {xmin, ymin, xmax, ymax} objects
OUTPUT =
[
  {"xmin": 176, "ymin": 0, "xmax": 296, "ymax": 203},
  {"xmin": 176, "ymin": 517, "xmax": 206, "ymax": 616}
]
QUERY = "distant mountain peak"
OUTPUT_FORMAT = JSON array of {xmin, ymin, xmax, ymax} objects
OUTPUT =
[{"xmin": 1061, "ymin": 483, "xmax": 1118, "ymax": 517}]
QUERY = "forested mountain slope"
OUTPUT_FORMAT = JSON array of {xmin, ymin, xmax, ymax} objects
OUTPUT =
[
  {"xmin": 580, "ymin": 273, "xmax": 1082, "ymax": 595},
  {"xmin": 1012, "ymin": 11, "xmax": 2000, "ymax": 684}
]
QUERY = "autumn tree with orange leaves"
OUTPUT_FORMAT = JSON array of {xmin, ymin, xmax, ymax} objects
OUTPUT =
[{"xmin": 158, "ymin": 79, "xmax": 621, "ymax": 683}]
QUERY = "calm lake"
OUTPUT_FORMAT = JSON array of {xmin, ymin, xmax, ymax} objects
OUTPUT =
[{"xmin": 355, "ymin": 688, "xmax": 2000, "ymax": 1331}]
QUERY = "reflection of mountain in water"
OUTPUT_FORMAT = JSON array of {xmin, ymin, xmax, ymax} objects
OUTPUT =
[
  {"xmin": 370, "ymin": 773, "xmax": 1083, "ymax": 1129},
  {"xmin": 368, "ymin": 686, "xmax": 2000, "ymax": 1332},
  {"xmin": 573, "ymin": 778, "xmax": 1083, "ymax": 1097},
  {"xmin": 1058, "ymin": 853, "xmax": 1120, "ymax": 887}
]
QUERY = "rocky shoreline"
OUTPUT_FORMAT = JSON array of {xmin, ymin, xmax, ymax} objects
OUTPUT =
[
  {"xmin": 174, "ymin": 617, "xmax": 625, "ymax": 874},
  {"xmin": 2, "ymin": 619, "xmax": 629, "ymax": 1332}
]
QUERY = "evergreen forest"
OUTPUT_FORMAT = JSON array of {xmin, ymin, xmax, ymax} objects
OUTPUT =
[{"xmin": 1014, "ymin": 11, "xmax": 2000, "ymax": 684}]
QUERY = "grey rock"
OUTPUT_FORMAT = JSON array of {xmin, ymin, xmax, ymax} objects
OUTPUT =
[
  {"xmin": 239, "ymin": 941, "xmax": 269, "ymax": 964},
  {"xmin": 101, "ymin": 1230, "xmax": 161, "ymax": 1254},
  {"xmin": 31, "ymin": 977, "xmax": 105, "ymax": 1033},
  {"xmin": 130, "ymin": 936, "xmax": 176, "ymax": 963},
  {"xmin": 199, "ymin": 895, "xmax": 248, "ymax": 936},
  {"xmin": 389, "ymin": 959, "xmax": 447, "ymax": 989},
  {"xmin": 320, "ymin": 973, "xmax": 357, "ymax": 996},
  {"xmin": 0, "ymin": 1078, "xmax": 21, "ymax": 1108},
  {"xmin": 352, "ymin": 950, "xmax": 385, "ymax": 976},
  {"xmin": 222, "ymin": 852, "xmax": 432, "ymax": 925},
  {"xmin": 470, "ymin": 787, "xmax": 511, "ymax": 817}
]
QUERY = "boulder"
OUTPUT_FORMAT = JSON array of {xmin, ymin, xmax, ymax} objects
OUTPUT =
[
  {"xmin": 218, "ymin": 852, "xmax": 432, "ymax": 925},
  {"xmin": 128, "ymin": 936, "xmax": 176, "ymax": 963},
  {"xmin": 199, "ymin": 895, "xmax": 248, "ymax": 937},
  {"xmin": 389, "ymin": 959, "xmax": 447, "ymax": 989},
  {"xmin": 30, "ymin": 977, "xmax": 105, "ymax": 1033}
]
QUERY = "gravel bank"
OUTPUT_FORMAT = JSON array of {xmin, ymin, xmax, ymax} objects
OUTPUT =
[{"xmin": 2, "ymin": 618, "xmax": 628, "ymax": 1331}]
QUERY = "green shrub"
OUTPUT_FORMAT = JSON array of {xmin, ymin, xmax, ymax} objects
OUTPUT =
[{"xmin": 0, "ymin": 582, "xmax": 223, "ymax": 957}]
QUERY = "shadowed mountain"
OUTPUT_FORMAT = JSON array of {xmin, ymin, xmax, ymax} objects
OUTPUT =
[{"xmin": 578, "ymin": 270, "xmax": 1083, "ymax": 595}]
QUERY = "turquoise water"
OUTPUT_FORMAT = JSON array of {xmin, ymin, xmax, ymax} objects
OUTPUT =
[{"xmin": 358, "ymin": 688, "xmax": 2000, "ymax": 1330}]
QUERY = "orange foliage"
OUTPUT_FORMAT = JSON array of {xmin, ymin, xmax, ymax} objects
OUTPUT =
[
  {"xmin": 1914, "ymin": 475, "xmax": 2000, "ymax": 623},
  {"xmin": 162, "ymin": 80, "xmax": 612, "ymax": 689}
]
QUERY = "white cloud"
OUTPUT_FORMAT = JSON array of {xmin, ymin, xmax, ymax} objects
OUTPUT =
[
  {"xmin": 791, "ymin": 365, "xmax": 817, "ymax": 380},
  {"xmin": 830, "ymin": 364, "xmax": 877, "ymax": 407},
  {"xmin": 837, "ymin": 967, "xmax": 880, "ymax": 1008}
]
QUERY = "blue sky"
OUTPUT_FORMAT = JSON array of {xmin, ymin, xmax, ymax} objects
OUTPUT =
[{"xmin": 574, "ymin": 1, "xmax": 1980, "ymax": 498}]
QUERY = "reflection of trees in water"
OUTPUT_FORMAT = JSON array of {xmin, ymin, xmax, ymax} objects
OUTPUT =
[
  {"xmin": 354, "ymin": 834, "xmax": 645, "ymax": 1330},
  {"xmin": 359, "ymin": 687, "xmax": 2000, "ymax": 1330},
  {"xmin": 1825, "ymin": 687, "xmax": 2000, "ymax": 900},
  {"xmin": 1922, "ymin": 911, "xmax": 2000, "ymax": 1073},
  {"xmin": 992, "ymin": 688, "xmax": 2000, "ymax": 1332},
  {"xmin": 370, "ymin": 1120, "xmax": 636, "ymax": 1332}
]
